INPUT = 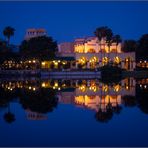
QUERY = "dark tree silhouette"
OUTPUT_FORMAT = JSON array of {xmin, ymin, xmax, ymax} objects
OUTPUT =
[
  {"xmin": 95, "ymin": 107, "xmax": 113, "ymax": 123},
  {"xmin": 19, "ymin": 36, "xmax": 57, "ymax": 61},
  {"xmin": 20, "ymin": 88, "xmax": 58, "ymax": 114},
  {"xmin": 3, "ymin": 26, "xmax": 15, "ymax": 45},
  {"xmin": 3, "ymin": 103, "xmax": 16, "ymax": 124},
  {"xmin": 112, "ymin": 34, "xmax": 122, "ymax": 54},
  {"xmin": 136, "ymin": 34, "xmax": 148, "ymax": 61},
  {"xmin": 122, "ymin": 40, "xmax": 137, "ymax": 52},
  {"xmin": 122, "ymin": 95, "xmax": 137, "ymax": 107}
]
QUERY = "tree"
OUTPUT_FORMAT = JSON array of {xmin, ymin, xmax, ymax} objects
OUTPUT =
[
  {"xmin": 94, "ymin": 26, "xmax": 109, "ymax": 62},
  {"xmin": 106, "ymin": 28, "xmax": 113, "ymax": 60},
  {"xmin": 122, "ymin": 40, "xmax": 137, "ymax": 53},
  {"xmin": 19, "ymin": 36, "xmax": 57, "ymax": 61},
  {"xmin": 112, "ymin": 35, "xmax": 122, "ymax": 54},
  {"xmin": 136, "ymin": 34, "xmax": 148, "ymax": 61},
  {"xmin": 3, "ymin": 26, "xmax": 15, "ymax": 45}
]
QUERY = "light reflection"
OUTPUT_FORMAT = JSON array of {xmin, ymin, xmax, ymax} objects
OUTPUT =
[{"xmin": 0, "ymin": 77, "xmax": 148, "ymax": 122}]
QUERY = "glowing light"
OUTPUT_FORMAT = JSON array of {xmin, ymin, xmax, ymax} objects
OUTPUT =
[
  {"xmin": 42, "ymin": 62, "xmax": 45, "ymax": 65},
  {"xmin": 144, "ymin": 85, "xmax": 147, "ymax": 89},
  {"xmin": 126, "ymin": 86, "xmax": 129, "ymax": 90},
  {"xmin": 29, "ymin": 86, "xmax": 31, "ymax": 90},
  {"xmin": 29, "ymin": 60, "xmax": 31, "ymax": 63},
  {"xmin": 54, "ymin": 82, "xmax": 58, "ymax": 87},
  {"xmin": 42, "ymin": 83, "xmax": 46, "ymax": 87},
  {"xmin": 33, "ymin": 87, "xmax": 36, "ymax": 91}
]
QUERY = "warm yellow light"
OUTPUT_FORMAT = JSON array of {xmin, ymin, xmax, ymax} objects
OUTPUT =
[
  {"xmin": 42, "ymin": 83, "xmax": 46, "ymax": 87},
  {"xmin": 54, "ymin": 82, "xmax": 58, "ymax": 87},
  {"xmin": 33, "ymin": 87, "xmax": 36, "ymax": 91},
  {"xmin": 33, "ymin": 60, "xmax": 36, "ymax": 63},
  {"xmin": 42, "ymin": 62, "xmax": 45, "ymax": 65},
  {"xmin": 29, "ymin": 60, "xmax": 31, "ymax": 63},
  {"xmin": 54, "ymin": 62, "xmax": 58, "ymax": 65},
  {"xmin": 29, "ymin": 86, "xmax": 31, "ymax": 90}
]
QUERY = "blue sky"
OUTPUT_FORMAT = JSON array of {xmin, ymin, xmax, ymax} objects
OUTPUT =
[{"xmin": 0, "ymin": 1, "xmax": 148, "ymax": 45}]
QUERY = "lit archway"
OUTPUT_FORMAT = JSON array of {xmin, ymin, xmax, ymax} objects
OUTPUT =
[
  {"xmin": 114, "ymin": 56, "xmax": 121, "ymax": 65},
  {"xmin": 78, "ymin": 56, "xmax": 87, "ymax": 69},
  {"xmin": 102, "ymin": 57, "xmax": 109, "ymax": 66},
  {"xmin": 89, "ymin": 56, "xmax": 98, "ymax": 69}
]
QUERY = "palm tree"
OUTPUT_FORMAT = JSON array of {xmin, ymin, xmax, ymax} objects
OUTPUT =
[
  {"xmin": 3, "ymin": 26, "xmax": 15, "ymax": 45},
  {"xmin": 94, "ymin": 26, "xmax": 108, "ymax": 65},
  {"xmin": 113, "ymin": 35, "xmax": 122, "ymax": 55},
  {"xmin": 3, "ymin": 103, "xmax": 15, "ymax": 124},
  {"xmin": 106, "ymin": 28, "xmax": 113, "ymax": 63}
]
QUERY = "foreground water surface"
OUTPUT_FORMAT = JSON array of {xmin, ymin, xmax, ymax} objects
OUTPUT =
[{"xmin": 0, "ymin": 77, "xmax": 148, "ymax": 147}]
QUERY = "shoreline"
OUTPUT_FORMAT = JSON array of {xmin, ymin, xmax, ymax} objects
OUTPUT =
[{"xmin": 0, "ymin": 69, "xmax": 148, "ymax": 79}]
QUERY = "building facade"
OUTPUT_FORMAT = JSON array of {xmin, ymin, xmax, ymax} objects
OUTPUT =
[
  {"xmin": 24, "ymin": 28, "xmax": 47, "ymax": 40},
  {"xmin": 57, "ymin": 36, "xmax": 136, "ymax": 71}
]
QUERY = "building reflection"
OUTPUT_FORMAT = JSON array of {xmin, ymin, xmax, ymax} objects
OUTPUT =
[{"xmin": 0, "ymin": 77, "xmax": 147, "ymax": 123}]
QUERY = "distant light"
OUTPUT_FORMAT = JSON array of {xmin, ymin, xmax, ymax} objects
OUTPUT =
[
  {"xmin": 42, "ymin": 83, "xmax": 46, "ymax": 87},
  {"xmin": 140, "ymin": 84, "xmax": 142, "ymax": 88},
  {"xmin": 29, "ymin": 86, "xmax": 31, "ymax": 90},
  {"xmin": 144, "ymin": 85, "xmax": 147, "ymax": 89},
  {"xmin": 144, "ymin": 60, "xmax": 147, "ymax": 63},
  {"xmin": 33, "ymin": 87, "xmax": 36, "ymax": 91},
  {"xmin": 42, "ymin": 62, "xmax": 45, "ymax": 65}
]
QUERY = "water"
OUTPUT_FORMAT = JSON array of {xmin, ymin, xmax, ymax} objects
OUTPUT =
[{"xmin": 0, "ymin": 77, "xmax": 148, "ymax": 147}]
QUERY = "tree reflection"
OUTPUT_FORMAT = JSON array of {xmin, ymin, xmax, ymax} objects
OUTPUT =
[
  {"xmin": 136, "ymin": 85, "xmax": 148, "ymax": 114},
  {"xmin": 0, "ymin": 87, "xmax": 16, "ymax": 123},
  {"xmin": 112, "ymin": 104, "xmax": 122, "ymax": 114},
  {"xmin": 95, "ymin": 108, "xmax": 113, "ymax": 123},
  {"xmin": 122, "ymin": 95, "xmax": 137, "ymax": 107},
  {"xmin": 19, "ymin": 88, "xmax": 58, "ymax": 114},
  {"xmin": 3, "ymin": 104, "xmax": 16, "ymax": 124}
]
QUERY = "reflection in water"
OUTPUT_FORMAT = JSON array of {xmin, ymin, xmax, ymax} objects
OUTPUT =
[{"xmin": 0, "ymin": 77, "xmax": 148, "ymax": 123}]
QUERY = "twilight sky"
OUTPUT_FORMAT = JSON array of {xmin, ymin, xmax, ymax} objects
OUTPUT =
[{"xmin": 0, "ymin": 1, "xmax": 148, "ymax": 45}]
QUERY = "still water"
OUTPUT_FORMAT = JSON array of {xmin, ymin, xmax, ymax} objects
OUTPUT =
[{"xmin": 0, "ymin": 77, "xmax": 148, "ymax": 147}]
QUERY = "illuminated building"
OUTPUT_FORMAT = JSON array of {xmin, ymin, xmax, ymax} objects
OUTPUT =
[
  {"xmin": 24, "ymin": 28, "xmax": 47, "ymax": 40},
  {"xmin": 57, "ymin": 36, "xmax": 136, "ymax": 71}
]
